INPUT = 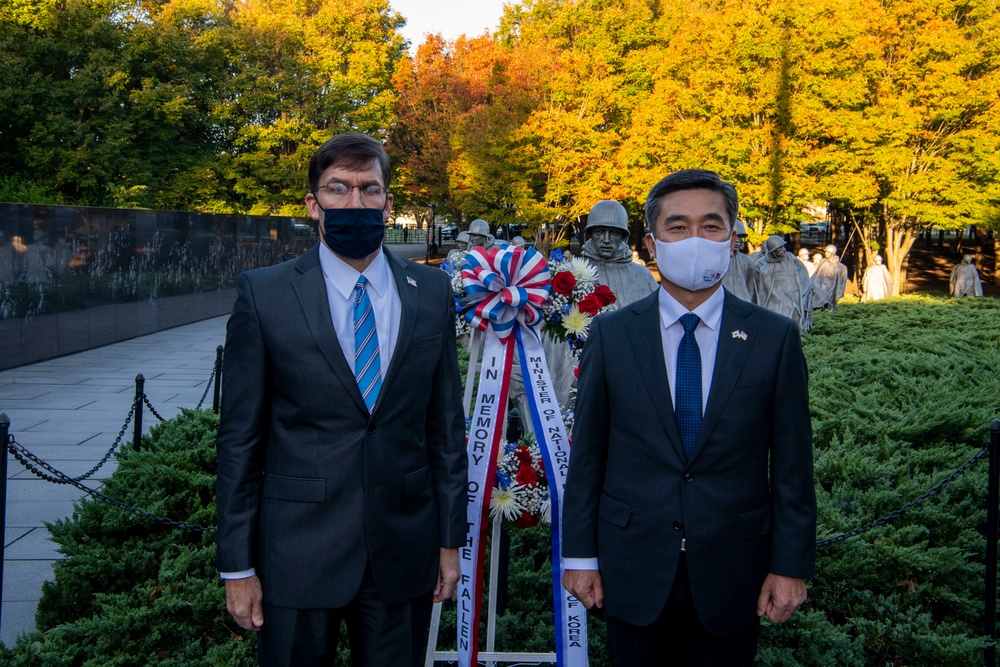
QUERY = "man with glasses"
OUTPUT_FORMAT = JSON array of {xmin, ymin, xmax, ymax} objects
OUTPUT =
[{"xmin": 216, "ymin": 132, "xmax": 468, "ymax": 666}]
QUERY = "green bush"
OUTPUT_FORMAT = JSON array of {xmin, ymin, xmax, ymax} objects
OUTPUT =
[
  {"xmin": 2, "ymin": 409, "xmax": 255, "ymax": 666},
  {"xmin": 2, "ymin": 295, "xmax": 998, "ymax": 666},
  {"xmin": 760, "ymin": 296, "xmax": 1000, "ymax": 665}
]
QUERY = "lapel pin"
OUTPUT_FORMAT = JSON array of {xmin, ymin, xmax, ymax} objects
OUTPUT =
[
  {"xmin": 731, "ymin": 330, "xmax": 747, "ymax": 340},
  {"xmin": 406, "ymin": 276, "xmax": 417, "ymax": 287}
]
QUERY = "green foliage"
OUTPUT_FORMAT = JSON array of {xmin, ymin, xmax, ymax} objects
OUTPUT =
[
  {"xmin": 764, "ymin": 295, "xmax": 1000, "ymax": 665},
  {"xmin": 4, "ymin": 297, "xmax": 999, "ymax": 666},
  {"xmin": 0, "ymin": 0, "xmax": 404, "ymax": 213},
  {"xmin": 6, "ymin": 409, "xmax": 256, "ymax": 666}
]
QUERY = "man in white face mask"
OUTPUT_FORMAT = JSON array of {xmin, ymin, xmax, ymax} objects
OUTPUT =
[{"xmin": 562, "ymin": 169, "xmax": 816, "ymax": 667}]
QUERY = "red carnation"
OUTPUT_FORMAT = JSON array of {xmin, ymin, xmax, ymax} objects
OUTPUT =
[
  {"xmin": 552, "ymin": 271, "xmax": 577, "ymax": 297},
  {"xmin": 516, "ymin": 464, "xmax": 538, "ymax": 487},
  {"xmin": 514, "ymin": 446, "xmax": 532, "ymax": 465},
  {"xmin": 515, "ymin": 509, "xmax": 539, "ymax": 529},
  {"xmin": 593, "ymin": 284, "xmax": 616, "ymax": 306},
  {"xmin": 577, "ymin": 294, "xmax": 602, "ymax": 316}
]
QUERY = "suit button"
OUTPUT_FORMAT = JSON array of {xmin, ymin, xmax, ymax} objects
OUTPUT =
[
  {"xmin": 683, "ymin": 473, "xmax": 694, "ymax": 482},
  {"xmin": 673, "ymin": 521, "xmax": 683, "ymax": 531},
  {"xmin": 367, "ymin": 423, "xmax": 376, "ymax": 434}
]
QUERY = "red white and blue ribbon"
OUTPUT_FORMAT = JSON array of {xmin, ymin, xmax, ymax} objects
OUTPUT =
[{"xmin": 457, "ymin": 244, "xmax": 588, "ymax": 667}]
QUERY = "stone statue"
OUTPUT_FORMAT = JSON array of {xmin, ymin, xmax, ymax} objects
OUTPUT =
[
  {"xmin": 446, "ymin": 231, "xmax": 470, "ymax": 265},
  {"xmin": 467, "ymin": 218, "xmax": 495, "ymax": 252},
  {"xmin": 950, "ymin": 254, "xmax": 984, "ymax": 297},
  {"xmin": 861, "ymin": 255, "xmax": 892, "ymax": 302},
  {"xmin": 511, "ymin": 236, "xmax": 526, "ymax": 247},
  {"xmin": 798, "ymin": 248, "xmax": 817, "ymax": 278},
  {"xmin": 720, "ymin": 221, "xmax": 755, "ymax": 302},
  {"xmin": 812, "ymin": 244, "xmax": 848, "ymax": 312},
  {"xmin": 752, "ymin": 235, "xmax": 813, "ymax": 333},
  {"xmin": 579, "ymin": 199, "xmax": 658, "ymax": 307}
]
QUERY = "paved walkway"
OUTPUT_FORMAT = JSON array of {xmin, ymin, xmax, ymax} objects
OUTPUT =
[{"xmin": 0, "ymin": 315, "xmax": 229, "ymax": 647}]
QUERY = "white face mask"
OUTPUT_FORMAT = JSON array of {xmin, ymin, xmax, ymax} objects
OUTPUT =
[{"xmin": 653, "ymin": 236, "xmax": 731, "ymax": 291}]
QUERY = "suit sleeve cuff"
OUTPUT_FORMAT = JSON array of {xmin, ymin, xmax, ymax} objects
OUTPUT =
[
  {"xmin": 220, "ymin": 568, "xmax": 256, "ymax": 580},
  {"xmin": 563, "ymin": 557, "xmax": 599, "ymax": 570}
]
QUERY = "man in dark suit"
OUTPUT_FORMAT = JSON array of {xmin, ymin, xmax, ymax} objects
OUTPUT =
[
  {"xmin": 562, "ymin": 169, "xmax": 816, "ymax": 666},
  {"xmin": 215, "ymin": 133, "xmax": 468, "ymax": 666}
]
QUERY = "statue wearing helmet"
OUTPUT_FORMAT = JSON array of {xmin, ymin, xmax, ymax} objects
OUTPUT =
[
  {"xmin": 812, "ymin": 244, "xmax": 848, "ymax": 311},
  {"xmin": 466, "ymin": 219, "xmax": 495, "ymax": 252},
  {"xmin": 580, "ymin": 200, "xmax": 657, "ymax": 306},
  {"xmin": 720, "ymin": 218, "xmax": 755, "ymax": 303},
  {"xmin": 752, "ymin": 235, "xmax": 813, "ymax": 333}
]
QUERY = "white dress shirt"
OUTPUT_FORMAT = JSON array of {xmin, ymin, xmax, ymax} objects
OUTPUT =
[
  {"xmin": 318, "ymin": 242, "xmax": 401, "ymax": 375},
  {"xmin": 564, "ymin": 286, "xmax": 726, "ymax": 572},
  {"xmin": 221, "ymin": 243, "xmax": 401, "ymax": 581}
]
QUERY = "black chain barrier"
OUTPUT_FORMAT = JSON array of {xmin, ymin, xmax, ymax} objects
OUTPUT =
[
  {"xmin": 815, "ymin": 446, "xmax": 989, "ymax": 548},
  {"xmin": 141, "ymin": 393, "xmax": 166, "ymax": 422},
  {"xmin": 5, "ymin": 433, "xmax": 216, "ymax": 534},
  {"xmin": 0, "ymin": 352, "xmax": 991, "ymax": 545},
  {"xmin": 195, "ymin": 364, "xmax": 217, "ymax": 410}
]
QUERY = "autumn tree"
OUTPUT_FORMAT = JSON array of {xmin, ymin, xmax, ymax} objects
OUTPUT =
[{"xmin": 798, "ymin": 0, "xmax": 1000, "ymax": 293}]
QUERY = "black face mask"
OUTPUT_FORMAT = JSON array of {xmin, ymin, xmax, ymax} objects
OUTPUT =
[{"xmin": 319, "ymin": 206, "xmax": 385, "ymax": 259}]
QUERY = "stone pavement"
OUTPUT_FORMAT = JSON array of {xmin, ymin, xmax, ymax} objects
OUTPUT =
[{"xmin": 0, "ymin": 315, "xmax": 229, "ymax": 648}]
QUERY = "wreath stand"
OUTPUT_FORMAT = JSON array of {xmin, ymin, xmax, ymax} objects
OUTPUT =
[{"xmin": 424, "ymin": 328, "xmax": 557, "ymax": 666}]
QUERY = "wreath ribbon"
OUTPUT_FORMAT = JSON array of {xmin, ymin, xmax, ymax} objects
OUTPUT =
[{"xmin": 456, "ymin": 244, "xmax": 588, "ymax": 667}]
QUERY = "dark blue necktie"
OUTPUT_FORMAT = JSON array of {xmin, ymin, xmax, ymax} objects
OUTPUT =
[
  {"xmin": 353, "ymin": 276, "xmax": 382, "ymax": 413},
  {"xmin": 675, "ymin": 313, "xmax": 702, "ymax": 460}
]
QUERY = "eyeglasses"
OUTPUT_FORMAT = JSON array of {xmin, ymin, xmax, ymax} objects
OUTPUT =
[{"xmin": 315, "ymin": 181, "xmax": 386, "ymax": 203}]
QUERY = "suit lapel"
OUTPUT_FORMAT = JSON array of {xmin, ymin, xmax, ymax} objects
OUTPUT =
[
  {"xmin": 290, "ymin": 245, "xmax": 367, "ymax": 412},
  {"xmin": 692, "ymin": 293, "xmax": 758, "ymax": 458},
  {"xmin": 378, "ymin": 248, "xmax": 419, "ymax": 402},
  {"xmin": 624, "ymin": 291, "xmax": 686, "ymax": 460}
]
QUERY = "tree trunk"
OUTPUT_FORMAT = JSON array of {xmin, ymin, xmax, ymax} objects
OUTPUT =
[
  {"xmin": 994, "ymin": 236, "xmax": 1000, "ymax": 286},
  {"xmin": 884, "ymin": 224, "xmax": 916, "ymax": 296}
]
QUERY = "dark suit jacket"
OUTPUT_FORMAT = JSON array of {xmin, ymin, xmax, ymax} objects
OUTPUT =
[
  {"xmin": 215, "ymin": 245, "xmax": 468, "ymax": 608},
  {"xmin": 562, "ymin": 289, "xmax": 816, "ymax": 633}
]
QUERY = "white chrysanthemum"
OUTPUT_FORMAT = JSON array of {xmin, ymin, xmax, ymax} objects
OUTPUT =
[
  {"xmin": 567, "ymin": 257, "xmax": 598, "ymax": 283},
  {"xmin": 562, "ymin": 306, "xmax": 592, "ymax": 336},
  {"xmin": 540, "ymin": 497, "xmax": 552, "ymax": 524},
  {"xmin": 490, "ymin": 486, "xmax": 525, "ymax": 521}
]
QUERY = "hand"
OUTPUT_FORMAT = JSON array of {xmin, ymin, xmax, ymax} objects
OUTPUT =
[
  {"xmin": 226, "ymin": 575, "xmax": 264, "ymax": 631},
  {"xmin": 435, "ymin": 548, "xmax": 461, "ymax": 602},
  {"xmin": 562, "ymin": 569, "xmax": 604, "ymax": 609},
  {"xmin": 757, "ymin": 573, "xmax": 806, "ymax": 623}
]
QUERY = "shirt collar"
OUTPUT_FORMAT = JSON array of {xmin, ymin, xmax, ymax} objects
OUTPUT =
[
  {"xmin": 657, "ymin": 285, "xmax": 725, "ymax": 332},
  {"xmin": 318, "ymin": 242, "xmax": 390, "ymax": 301}
]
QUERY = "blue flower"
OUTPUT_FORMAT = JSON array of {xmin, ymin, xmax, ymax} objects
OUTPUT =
[
  {"xmin": 441, "ymin": 259, "xmax": 455, "ymax": 275},
  {"xmin": 550, "ymin": 248, "xmax": 564, "ymax": 262},
  {"xmin": 496, "ymin": 470, "xmax": 513, "ymax": 489},
  {"xmin": 562, "ymin": 302, "xmax": 571, "ymax": 315}
]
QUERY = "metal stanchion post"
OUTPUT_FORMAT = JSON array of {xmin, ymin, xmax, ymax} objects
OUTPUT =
[
  {"xmin": 133, "ymin": 374, "xmax": 144, "ymax": 452},
  {"xmin": 987, "ymin": 419, "xmax": 1000, "ymax": 667},
  {"xmin": 0, "ymin": 413, "xmax": 9, "ymax": 632},
  {"xmin": 212, "ymin": 345, "xmax": 224, "ymax": 414}
]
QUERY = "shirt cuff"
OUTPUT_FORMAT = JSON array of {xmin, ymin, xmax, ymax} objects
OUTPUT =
[
  {"xmin": 563, "ymin": 557, "xmax": 599, "ymax": 571},
  {"xmin": 220, "ymin": 568, "xmax": 256, "ymax": 580}
]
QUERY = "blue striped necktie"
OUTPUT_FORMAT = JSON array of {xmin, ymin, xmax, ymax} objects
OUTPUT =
[
  {"xmin": 353, "ymin": 276, "xmax": 382, "ymax": 412},
  {"xmin": 675, "ymin": 313, "xmax": 702, "ymax": 460}
]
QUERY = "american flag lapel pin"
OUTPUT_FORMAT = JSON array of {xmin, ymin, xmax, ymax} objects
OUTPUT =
[
  {"xmin": 731, "ymin": 330, "xmax": 747, "ymax": 340},
  {"xmin": 406, "ymin": 276, "xmax": 417, "ymax": 287}
]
